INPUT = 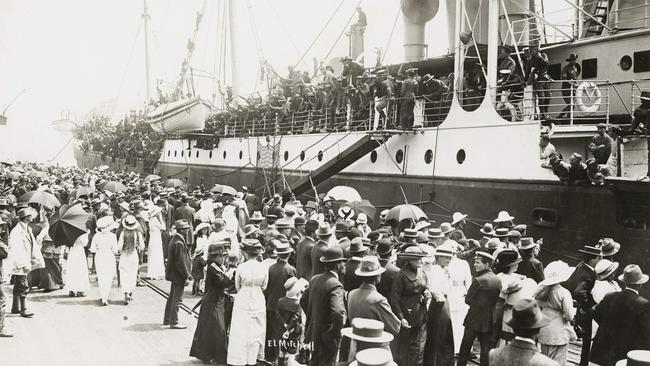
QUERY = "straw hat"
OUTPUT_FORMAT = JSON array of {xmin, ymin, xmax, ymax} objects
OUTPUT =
[
  {"xmin": 595, "ymin": 259, "xmax": 619, "ymax": 280},
  {"xmin": 396, "ymin": 246, "xmax": 428, "ymax": 259},
  {"xmin": 427, "ymin": 228, "xmax": 444, "ymax": 239},
  {"xmin": 349, "ymin": 348, "xmax": 396, "ymax": 366},
  {"xmin": 276, "ymin": 241, "xmax": 294, "ymax": 255},
  {"xmin": 598, "ymin": 238, "xmax": 621, "ymax": 257},
  {"xmin": 434, "ymin": 246, "xmax": 454, "ymax": 258},
  {"xmin": 402, "ymin": 228, "xmax": 418, "ymax": 238},
  {"xmin": 451, "ymin": 212, "xmax": 468, "ymax": 225},
  {"xmin": 494, "ymin": 210, "xmax": 515, "ymax": 223},
  {"xmin": 414, "ymin": 220, "xmax": 431, "ymax": 231},
  {"xmin": 494, "ymin": 228, "xmax": 510, "ymax": 237},
  {"xmin": 615, "ymin": 350, "xmax": 650, "ymax": 366},
  {"xmin": 194, "ymin": 222, "xmax": 211, "ymax": 235},
  {"xmin": 355, "ymin": 256, "xmax": 386, "ymax": 277},
  {"xmin": 475, "ymin": 250, "xmax": 495, "ymax": 262},
  {"xmin": 316, "ymin": 222, "xmax": 333, "ymax": 237},
  {"xmin": 241, "ymin": 239, "xmax": 264, "ymax": 253},
  {"xmin": 121, "ymin": 215, "xmax": 140, "ymax": 230},
  {"xmin": 540, "ymin": 260, "xmax": 575, "ymax": 286},
  {"xmin": 480, "ymin": 223, "xmax": 495, "ymax": 236},
  {"xmin": 96, "ymin": 216, "xmax": 117, "ymax": 231},
  {"xmin": 519, "ymin": 237, "xmax": 536, "ymax": 250},
  {"xmin": 439, "ymin": 222, "xmax": 453, "ymax": 234},
  {"xmin": 284, "ymin": 277, "xmax": 309, "ymax": 298},
  {"xmin": 341, "ymin": 318, "xmax": 393, "ymax": 343}
]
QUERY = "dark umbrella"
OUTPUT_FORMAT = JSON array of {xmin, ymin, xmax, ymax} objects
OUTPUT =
[
  {"xmin": 101, "ymin": 181, "xmax": 128, "ymax": 193},
  {"xmin": 166, "ymin": 178, "xmax": 185, "ymax": 188},
  {"xmin": 19, "ymin": 190, "xmax": 61, "ymax": 208},
  {"xmin": 341, "ymin": 199, "xmax": 376, "ymax": 221},
  {"xmin": 49, "ymin": 203, "xmax": 90, "ymax": 247}
]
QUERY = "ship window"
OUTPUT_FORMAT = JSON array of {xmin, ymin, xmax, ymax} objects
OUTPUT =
[
  {"xmin": 284, "ymin": 151, "xmax": 289, "ymax": 161},
  {"xmin": 581, "ymin": 58, "xmax": 598, "ymax": 79},
  {"xmin": 167, "ymin": 150, "xmax": 170, "ymax": 157},
  {"xmin": 239, "ymin": 151, "xmax": 243, "ymax": 160},
  {"xmin": 424, "ymin": 149, "xmax": 433, "ymax": 164},
  {"xmin": 395, "ymin": 149, "xmax": 404, "ymax": 164},
  {"xmin": 209, "ymin": 151, "xmax": 213, "ymax": 159},
  {"xmin": 633, "ymin": 50, "xmax": 650, "ymax": 72},
  {"xmin": 620, "ymin": 55, "xmax": 632, "ymax": 71},
  {"xmin": 174, "ymin": 151, "xmax": 177, "ymax": 157},
  {"xmin": 300, "ymin": 151, "xmax": 305, "ymax": 161},
  {"xmin": 548, "ymin": 63, "xmax": 562, "ymax": 80},
  {"xmin": 196, "ymin": 151, "xmax": 199, "ymax": 158},
  {"xmin": 531, "ymin": 207, "xmax": 558, "ymax": 228},
  {"xmin": 181, "ymin": 151, "xmax": 184, "ymax": 158},
  {"xmin": 456, "ymin": 149, "xmax": 466, "ymax": 164},
  {"xmin": 317, "ymin": 151, "xmax": 323, "ymax": 162},
  {"xmin": 370, "ymin": 150, "xmax": 377, "ymax": 163},
  {"xmin": 223, "ymin": 151, "xmax": 227, "ymax": 159}
]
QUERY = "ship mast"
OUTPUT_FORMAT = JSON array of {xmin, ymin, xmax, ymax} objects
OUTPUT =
[
  {"xmin": 143, "ymin": 0, "xmax": 153, "ymax": 102},
  {"xmin": 228, "ymin": 0, "xmax": 240, "ymax": 102}
]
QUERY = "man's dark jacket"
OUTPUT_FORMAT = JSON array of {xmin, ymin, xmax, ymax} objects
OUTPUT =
[{"xmin": 165, "ymin": 232, "xmax": 191, "ymax": 283}]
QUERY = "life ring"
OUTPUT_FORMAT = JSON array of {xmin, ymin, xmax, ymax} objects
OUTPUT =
[
  {"xmin": 575, "ymin": 82, "xmax": 601, "ymax": 113},
  {"xmin": 497, "ymin": 101, "xmax": 518, "ymax": 121}
]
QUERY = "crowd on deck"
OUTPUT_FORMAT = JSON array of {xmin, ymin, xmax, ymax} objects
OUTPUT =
[{"xmin": 0, "ymin": 161, "xmax": 649, "ymax": 366}]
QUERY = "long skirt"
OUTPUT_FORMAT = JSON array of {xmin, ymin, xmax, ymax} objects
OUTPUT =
[
  {"xmin": 424, "ymin": 301, "xmax": 455, "ymax": 366},
  {"xmin": 395, "ymin": 322, "xmax": 427, "ymax": 366},
  {"xmin": 119, "ymin": 250, "xmax": 139, "ymax": 294},
  {"xmin": 541, "ymin": 343, "xmax": 569, "ymax": 366},
  {"xmin": 95, "ymin": 250, "xmax": 116, "ymax": 302},
  {"xmin": 64, "ymin": 243, "xmax": 90, "ymax": 293},
  {"xmin": 146, "ymin": 231, "xmax": 165, "ymax": 279},
  {"xmin": 190, "ymin": 297, "xmax": 229, "ymax": 363},
  {"xmin": 449, "ymin": 296, "xmax": 469, "ymax": 354},
  {"xmin": 40, "ymin": 256, "xmax": 64, "ymax": 290},
  {"xmin": 227, "ymin": 295, "xmax": 266, "ymax": 365}
]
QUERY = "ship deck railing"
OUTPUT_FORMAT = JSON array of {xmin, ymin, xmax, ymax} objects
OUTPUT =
[{"xmin": 631, "ymin": 78, "xmax": 650, "ymax": 111}]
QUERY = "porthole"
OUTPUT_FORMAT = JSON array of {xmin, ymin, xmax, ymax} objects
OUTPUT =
[
  {"xmin": 181, "ymin": 151, "xmax": 184, "ymax": 157},
  {"xmin": 284, "ymin": 151, "xmax": 289, "ymax": 161},
  {"xmin": 370, "ymin": 150, "xmax": 377, "ymax": 163},
  {"xmin": 300, "ymin": 151, "xmax": 305, "ymax": 161},
  {"xmin": 531, "ymin": 207, "xmax": 558, "ymax": 228},
  {"xmin": 424, "ymin": 149, "xmax": 433, "ymax": 164},
  {"xmin": 239, "ymin": 151, "xmax": 243, "ymax": 160},
  {"xmin": 257, "ymin": 151, "xmax": 261, "ymax": 160},
  {"xmin": 174, "ymin": 151, "xmax": 177, "ymax": 157},
  {"xmin": 223, "ymin": 151, "xmax": 227, "ymax": 159},
  {"xmin": 209, "ymin": 151, "xmax": 213, "ymax": 159},
  {"xmin": 195, "ymin": 151, "xmax": 199, "ymax": 158},
  {"xmin": 317, "ymin": 151, "xmax": 323, "ymax": 162},
  {"xmin": 395, "ymin": 149, "xmax": 404, "ymax": 164},
  {"xmin": 456, "ymin": 149, "xmax": 466, "ymax": 164},
  {"xmin": 620, "ymin": 55, "xmax": 632, "ymax": 71},
  {"xmin": 167, "ymin": 150, "xmax": 170, "ymax": 157}
]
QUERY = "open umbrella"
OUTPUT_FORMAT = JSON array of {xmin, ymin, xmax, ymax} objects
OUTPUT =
[
  {"xmin": 48, "ymin": 203, "xmax": 90, "ymax": 247},
  {"xmin": 19, "ymin": 190, "xmax": 61, "ymax": 208},
  {"xmin": 28, "ymin": 170, "xmax": 48, "ymax": 179},
  {"xmin": 386, "ymin": 204, "xmax": 427, "ymax": 223},
  {"xmin": 341, "ymin": 199, "xmax": 376, "ymax": 221},
  {"xmin": 210, "ymin": 183, "xmax": 224, "ymax": 193},
  {"xmin": 143, "ymin": 174, "xmax": 161, "ymax": 183},
  {"xmin": 326, "ymin": 186, "xmax": 362, "ymax": 202},
  {"xmin": 72, "ymin": 186, "xmax": 95, "ymax": 199},
  {"xmin": 210, "ymin": 184, "xmax": 237, "ymax": 195},
  {"xmin": 98, "ymin": 165, "xmax": 110, "ymax": 172},
  {"xmin": 166, "ymin": 178, "xmax": 185, "ymax": 188},
  {"xmin": 101, "ymin": 181, "xmax": 128, "ymax": 193}
]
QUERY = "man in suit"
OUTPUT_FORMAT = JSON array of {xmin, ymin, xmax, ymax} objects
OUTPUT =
[
  {"xmin": 310, "ymin": 223, "xmax": 333, "ymax": 278},
  {"xmin": 489, "ymin": 298, "xmax": 558, "ymax": 366},
  {"xmin": 301, "ymin": 246, "xmax": 347, "ymax": 366},
  {"xmin": 458, "ymin": 251, "xmax": 502, "ymax": 366},
  {"xmin": 343, "ymin": 238, "xmax": 368, "ymax": 291},
  {"xmin": 591, "ymin": 264, "xmax": 650, "ymax": 366},
  {"xmin": 347, "ymin": 256, "xmax": 400, "ymax": 337},
  {"xmin": 174, "ymin": 194, "xmax": 195, "ymax": 247},
  {"xmin": 264, "ymin": 242, "xmax": 296, "ymax": 364},
  {"xmin": 562, "ymin": 245, "xmax": 601, "ymax": 366},
  {"xmin": 296, "ymin": 220, "xmax": 318, "ymax": 279},
  {"xmin": 516, "ymin": 237, "xmax": 544, "ymax": 283},
  {"xmin": 163, "ymin": 219, "xmax": 192, "ymax": 329},
  {"xmin": 376, "ymin": 238, "xmax": 398, "ymax": 299}
]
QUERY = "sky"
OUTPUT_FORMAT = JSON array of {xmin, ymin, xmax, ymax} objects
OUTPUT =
[{"xmin": 0, "ymin": 0, "xmax": 571, "ymax": 165}]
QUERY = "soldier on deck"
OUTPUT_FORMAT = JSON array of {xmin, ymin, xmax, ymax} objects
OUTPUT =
[
  {"xmin": 375, "ymin": 70, "xmax": 394, "ymax": 129},
  {"xmin": 399, "ymin": 68, "xmax": 419, "ymax": 130},
  {"xmin": 557, "ymin": 53, "xmax": 580, "ymax": 122}
]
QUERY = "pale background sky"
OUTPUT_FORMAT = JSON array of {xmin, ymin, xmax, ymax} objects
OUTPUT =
[{"xmin": 0, "ymin": 0, "xmax": 570, "ymax": 165}]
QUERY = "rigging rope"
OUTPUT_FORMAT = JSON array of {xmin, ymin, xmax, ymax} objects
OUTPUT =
[
  {"xmin": 381, "ymin": 2, "xmax": 402, "ymax": 64},
  {"xmin": 322, "ymin": 0, "xmax": 364, "ymax": 60},
  {"xmin": 245, "ymin": 0, "xmax": 265, "ymax": 63},
  {"xmin": 111, "ymin": 18, "xmax": 143, "ymax": 121},
  {"xmin": 264, "ymin": 0, "xmax": 310, "ymax": 70},
  {"xmin": 293, "ymin": 0, "xmax": 346, "ymax": 68}
]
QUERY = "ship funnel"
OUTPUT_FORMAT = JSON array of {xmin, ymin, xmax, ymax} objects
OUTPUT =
[{"xmin": 402, "ymin": 0, "xmax": 439, "ymax": 62}]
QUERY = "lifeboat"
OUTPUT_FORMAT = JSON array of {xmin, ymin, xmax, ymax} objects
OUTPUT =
[{"xmin": 146, "ymin": 97, "xmax": 211, "ymax": 134}]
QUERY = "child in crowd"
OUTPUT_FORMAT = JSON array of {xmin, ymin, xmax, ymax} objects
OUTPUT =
[{"xmin": 277, "ymin": 277, "xmax": 309, "ymax": 366}]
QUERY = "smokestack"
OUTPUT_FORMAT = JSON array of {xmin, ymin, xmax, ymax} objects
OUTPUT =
[{"xmin": 402, "ymin": 0, "xmax": 439, "ymax": 62}]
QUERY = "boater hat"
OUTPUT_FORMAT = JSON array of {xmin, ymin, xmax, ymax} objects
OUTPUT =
[
  {"xmin": 427, "ymin": 228, "xmax": 444, "ymax": 239},
  {"xmin": 402, "ymin": 228, "xmax": 418, "ymax": 238},
  {"xmin": 615, "ymin": 350, "xmax": 650, "ymax": 366},
  {"xmin": 341, "ymin": 318, "xmax": 393, "ymax": 343},
  {"xmin": 355, "ymin": 256, "xmax": 386, "ymax": 277},
  {"xmin": 595, "ymin": 259, "xmax": 619, "ymax": 280},
  {"xmin": 579, "ymin": 245, "xmax": 602, "ymax": 256},
  {"xmin": 494, "ymin": 228, "xmax": 510, "ymax": 237}
]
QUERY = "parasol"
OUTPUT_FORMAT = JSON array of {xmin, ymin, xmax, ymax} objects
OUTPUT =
[
  {"xmin": 386, "ymin": 204, "xmax": 428, "ymax": 223},
  {"xmin": 210, "ymin": 183, "xmax": 224, "ymax": 193},
  {"xmin": 143, "ymin": 174, "xmax": 161, "ymax": 183},
  {"xmin": 166, "ymin": 178, "xmax": 185, "ymax": 188},
  {"xmin": 210, "ymin": 184, "xmax": 237, "ymax": 195},
  {"xmin": 72, "ymin": 186, "xmax": 95, "ymax": 199},
  {"xmin": 101, "ymin": 181, "xmax": 128, "ymax": 193},
  {"xmin": 341, "ymin": 199, "xmax": 376, "ymax": 221},
  {"xmin": 326, "ymin": 186, "xmax": 362, "ymax": 202},
  {"xmin": 19, "ymin": 190, "xmax": 61, "ymax": 208},
  {"xmin": 48, "ymin": 203, "xmax": 90, "ymax": 246}
]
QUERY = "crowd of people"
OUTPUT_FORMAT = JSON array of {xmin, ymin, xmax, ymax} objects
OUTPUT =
[{"xmin": 1, "ymin": 161, "xmax": 649, "ymax": 366}]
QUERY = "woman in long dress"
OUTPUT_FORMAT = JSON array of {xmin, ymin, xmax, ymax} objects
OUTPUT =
[
  {"xmin": 190, "ymin": 240, "xmax": 233, "ymax": 365},
  {"xmin": 146, "ymin": 206, "xmax": 166, "ymax": 280},
  {"xmin": 90, "ymin": 216, "xmax": 119, "ymax": 306},
  {"xmin": 118, "ymin": 215, "xmax": 145, "ymax": 305},
  {"xmin": 227, "ymin": 239, "xmax": 268, "ymax": 366},
  {"xmin": 65, "ymin": 232, "xmax": 90, "ymax": 297}
]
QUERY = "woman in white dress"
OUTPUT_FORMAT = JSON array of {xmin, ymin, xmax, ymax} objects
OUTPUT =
[
  {"xmin": 227, "ymin": 239, "xmax": 268, "ymax": 366},
  {"xmin": 90, "ymin": 216, "xmax": 119, "ymax": 306},
  {"xmin": 146, "ymin": 206, "xmax": 166, "ymax": 280},
  {"xmin": 65, "ymin": 232, "xmax": 90, "ymax": 297},
  {"xmin": 118, "ymin": 215, "xmax": 145, "ymax": 305}
]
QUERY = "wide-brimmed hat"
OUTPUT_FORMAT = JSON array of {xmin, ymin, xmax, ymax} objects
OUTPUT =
[
  {"xmin": 619, "ymin": 264, "xmax": 649, "ymax": 285},
  {"xmin": 494, "ymin": 228, "xmax": 510, "ymax": 237},
  {"xmin": 434, "ymin": 246, "xmax": 454, "ymax": 258},
  {"xmin": 194, "ymin": 222, "xmax": 211, "ymax": 235},
  {"xmin": 494, "ymin": 210, "xmax": 515, "ymax": 223},
  {"xmin": 17, "ymin": 207, "xmax": 35, "ymax": 220},
  {"xmin": 397, "ymin": 246, "xmax": 428, "ymax": 259},
  {"xmin": 275, "ymin": 241, "xmax": 294, "ymax": 255},
  {"xmin": 276, "ymin": 219, "xmax": 293, "ymax": 230},
  {"xmin": 376, "ymin": 238, "xmax": 394, "ymax": 256},
  {"xmin": 241, "ymin": 239, "xmax": 264, "ymax": 253},
  {"xmin": 595, "ymin": 259, "xmax": 619, "ymax": 280},
  {"xmin": 121, "ymin": 215, "xmax": 140, "ymax": 230},
  {"xmin": 480, "ymin": 223, "xmax": 495, "ymax": 236},
  {"xmin": 341, "ymin": 318, "xmax": 393, "ymax": 343},
  {"xmin": 519, "ymin": 237, "xmax": 536, "ymax": 250},
  {"xmin": 427, "ymin": 228, "xmax": 444, "ymax": 239},
  {"xmin": 96, "ymin": 216, "xmax": 117, "ymax": 231},
  {"xmin": 208, "ymin": 242, "xmax": 229, "ymax": 255},
  {"xmin": 320, "ymin": 247, "xmax": 346, "ymax": 263},
  {"xmin": 174, "ymin": 219, "xmax": 191, "ymax": 230},
  {"xmin": 486, "ymin": 238, "xmax": 505, "ymax": 251},
  {"xmin": 540, "ymin": 260, "xmax": 575, "ymax": 286},
  {"xmin": 349, "ymin": 237, "xmax": 369, "ymax": 254},
  {"xmin": 496, "ymin": 249, "xmax": 522, "ymax": 266},
  {"xmin": 284, "ymin": 277, "xmax": 309, "ymax": 298},
  {"xmin": 355, "ymin": 256, "xmax": 386, "ymax": 277},
  {"xmin": 615, "ymin": 350, "xmax": 650, "ymax": 366},
  {"xmin": 413, "ymin": 219, "xmax": 431, "ymax": 231},
  {"xmin": 506, "ymin": 298, "xmax": 550, "ymax": 329},
  {"xmin": 243, "ymin": 224, "xmax": 259, "ymax": 238},
  {"xmin": 402, "ymin": 228, "xmax": 418, "ymax": 238},
  {"xmin": 349, "ymin": 348, "xmax": 397, "ymax": 366},
  {"xmin": 578, "ymin": 245, "xmax": 602, "ymax": 256},
  {"xmin": 439, "ymin": 222, "xmax": 453, "ymax": 234},
  {"xmin": 316, "ymin": 222, "xmax": 333, "ymax": 237},
  {"xmin": 475, "ymin": 250, "xmax": 495, "ymax": 262},
  {"xmin": 250, "ymin": 211, "xmax": 264, "ymax": 222},
  {"xmin": 451, "ymin": 212, "xmax": 468, "ymax": 225},
  {"xmin": 565, "ymin": 53, "xmax": 578, "ymax": 61},
  {"xmin": 599, "ymin": 238, "xmax": 621, "ymax": 257}
]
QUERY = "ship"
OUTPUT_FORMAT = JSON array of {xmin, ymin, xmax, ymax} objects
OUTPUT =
[{"xmin": 75, "ymin": 0, "xmax": 650, "ymax": 283}]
